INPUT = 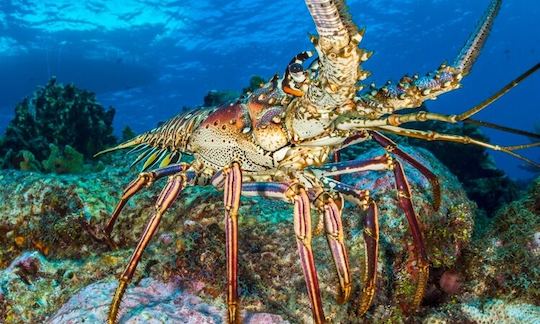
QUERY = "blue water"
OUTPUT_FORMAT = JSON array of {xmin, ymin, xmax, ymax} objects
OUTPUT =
[{"xmin": 0, "ymin": 0, "xmax": 538, "ymax": 179}]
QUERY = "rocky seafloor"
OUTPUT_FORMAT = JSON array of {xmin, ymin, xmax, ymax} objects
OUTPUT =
[{"xmin": 0, "ymin": 145, "xmax": 539, "ymax": 323}]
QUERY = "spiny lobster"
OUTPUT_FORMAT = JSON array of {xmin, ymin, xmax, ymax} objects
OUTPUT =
[{"xmin": 95, "ymin": 0, "xmax": 540, "ymax": 323}]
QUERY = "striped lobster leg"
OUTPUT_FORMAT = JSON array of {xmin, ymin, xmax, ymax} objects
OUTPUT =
[
  {"xmin": 223, "ymin": 162, "xmax": 243, "ymax": 324},
  {"xmin": 313, "ymin": 153, "xmax": 428, "ymax": 314},
  {"xmin": 103, "ymin": 164, "xmax": 189, "ymax": 238},
  {"xmin": 318, "ymin": 177, "xmax": 379, "ymax": 315},
  {"xmin": 314, "ymin": 193, "xmax": 352, "ymax": 304},
  {"xmin": 108, "ymin": 173, "xmax": 187, "ymax": 323},
  {"xmin": 369, "ymin": 131, "xmax": 441, "ymax": 211},
  {"xmin": 85, "ymin": 164, "xmax": 189, "ymax": 249},
  {"xmin": 241, "ymin": 182, "xmax": 327, "ymax": 324}
]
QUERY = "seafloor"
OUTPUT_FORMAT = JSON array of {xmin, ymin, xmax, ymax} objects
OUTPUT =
[{"xmin": 0, "ymin": 146, "xmax": 539, "ymax": 323}]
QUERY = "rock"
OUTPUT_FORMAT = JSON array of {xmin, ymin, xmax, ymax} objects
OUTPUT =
[
  {"xmin": 461, "ymin": 177, "xmax": 540, "ymax": 304},
  {"xmin": 48, "ymin": 278, "xmax": 224, "ymax": 324},
  {"xmin": 0, "ymin": 144, "xmax": 479, "ymax": 323}
]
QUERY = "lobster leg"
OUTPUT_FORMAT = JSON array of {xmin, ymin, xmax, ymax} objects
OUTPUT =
[
  {"xmin": 392, "ymin": 160, "xmax": 429, "ymax": 311},
  {"xmin": 108, "ymin": 173, "xmax": 186, "ymax": 324},
  {"xmin": 289, "ymin": 184, "xmax": 326, "ymax": 323},
  {"xmin": 315, "ymin": 193, "xmax": 352, "ymax": 304},
  {"xmin": 241, "ymin": 182, "xmax": 326, "ymax": 323},
  {"xmin": 314, "ymin": 154, "xmax": 428, "ymax": 313},
  {"xmin": 369, "ymin": 131, "xmax": 441, "ymax": 211},
  {"xmin": 318, "ymin": 177, "xmax": 381, "ymax": 315},
  {"xmin": 103, "ymin": 164, "xmax": 188, "ymax": 239},
  {"xmin": 223, "ymin": 162, "xmax": 243, "ymax": 324},
  {"xmin": 358, "ymin": 199, "xmax": 379, "ymax": 316}
]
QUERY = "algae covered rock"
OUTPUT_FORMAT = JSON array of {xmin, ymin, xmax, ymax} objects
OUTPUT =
[
  {"xmin": 461, "ymin": 176, "xmax": 540, "ymax": 304},
  {"xmin": 42, "ymin": 144, "xmax": 85, "ymax": 174},
  {"xmin": 0, "ymin": 77, "xmax": 116, "ymax": 169},
  {"xmin": 0, "ymin": 145, "xmax": 477, "ymax": 323}
]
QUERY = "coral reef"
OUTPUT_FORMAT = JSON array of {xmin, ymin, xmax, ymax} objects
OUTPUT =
[
  {"xmin": 0, "ymin": 145, "xmax": 479, "ymax": 323},
  {"xmin": 42, "ymin": 144, "xmax": 85, "ymax": 174},
  {"xmin": 242, "ymin": 75, "xmax": 266, "ymax": 94},
  {"xmin": 423, "ymin": 299, "xmax": 540, "ymax": 323},
  {"xmin": 0, "ymin": 77, "xmax": 116, "ymax": 171}
]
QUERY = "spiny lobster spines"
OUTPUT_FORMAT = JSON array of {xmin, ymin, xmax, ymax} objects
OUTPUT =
[
  {"xmin": 95, "ymin": 107, "xmax": 213, "ymax": 170},
  {"xmin": 305, "ymin": 0, "xmax": 357, "ymax": 41},
  {"xmin": 357, "ymin": 0, "xmax": 502, "ymax": 114},
  {"xmin": 303, "ymin": 0, "xmax": 371, "ymax": 112},
  {"xmin": 360, "ymin": 64, "xmax": 463, "ymax": 112}
]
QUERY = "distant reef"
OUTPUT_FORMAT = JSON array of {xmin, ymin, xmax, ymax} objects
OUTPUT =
[{"xmin": 0, "ymin": 77, "xmax": 116, "ymax": 173}]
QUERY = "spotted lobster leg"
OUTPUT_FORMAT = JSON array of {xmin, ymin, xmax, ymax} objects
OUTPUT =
[
  {"xmin": 314, "ymin": 154, "xmax": 428, "ymax": 314},
  {"xmin": 108, "ymin": 173, "xmax": 187, "ymax": 323}
]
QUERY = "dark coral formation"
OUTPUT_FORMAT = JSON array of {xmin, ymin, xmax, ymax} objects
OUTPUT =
[
  {"xmin": 202, "ymin": 90, "xmax": 239, "ymax": 107},
  {"xmin": 202, "ymin": 75, "xmax": 266, "ymax": 107},
  {"xmin": 0, "ymin": 77, "xmax": 116, "ymax": 171}
]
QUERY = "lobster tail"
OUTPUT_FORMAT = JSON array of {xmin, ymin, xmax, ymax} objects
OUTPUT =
[
  {"xmin": 94, "ymin": 107, "xmax": 212, "ymax": 170},
  {"xmin": 454, "ymin": 0, "xmax": 502, "ymax": 74}
]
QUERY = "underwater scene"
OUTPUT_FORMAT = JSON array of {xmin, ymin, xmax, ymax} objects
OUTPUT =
[{"xmin": 0, "ymin": 0, "xmax": 539, "ymax": 323}]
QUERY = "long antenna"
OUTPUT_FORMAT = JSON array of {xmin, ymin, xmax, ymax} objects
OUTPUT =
[{"xmin": 463, "ymin": 118, "xmax": 540, "ymax": 140}]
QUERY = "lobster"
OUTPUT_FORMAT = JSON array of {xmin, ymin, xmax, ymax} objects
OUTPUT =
[{"xmin": 95, "ymin": 0, "xmax": 540, "ymax": 323}]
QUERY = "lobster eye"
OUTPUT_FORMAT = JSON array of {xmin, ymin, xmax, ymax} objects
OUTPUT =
[{"xmin": 289, "ymin": 63, "xmax": 303, "ymax": 73}]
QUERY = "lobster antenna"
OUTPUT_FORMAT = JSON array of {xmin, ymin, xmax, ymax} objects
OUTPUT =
[
  {"xmin": 454, "ymin": 0, "xmax": 502, "ymax": 74},
  {"xmin": 457, "ymin": 62, "xmax": 539, "ymax": 121},
  {"xmin": 463, "ymin": 118, "xmax": 540, "ymax": 140}
]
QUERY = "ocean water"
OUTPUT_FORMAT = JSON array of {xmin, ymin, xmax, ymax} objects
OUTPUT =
[
  {"xmin": 1, "ymin": 2, "xmax": 540, "ymax": 323},
  {"xmin": 0, "ymin": 0, "xmax": 538, "ymax": 178}
]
